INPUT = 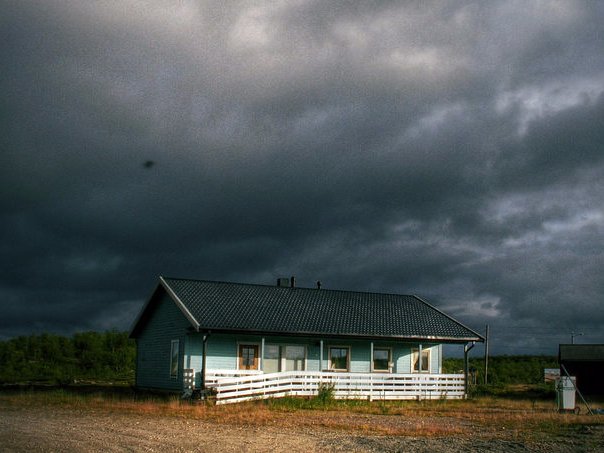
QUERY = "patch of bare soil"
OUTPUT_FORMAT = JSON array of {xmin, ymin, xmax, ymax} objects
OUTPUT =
[{"xmin": 0, "ymin": 404, "xmax": 602, "ymax": 452}]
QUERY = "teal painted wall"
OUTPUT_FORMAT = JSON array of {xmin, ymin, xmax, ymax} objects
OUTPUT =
[
  {"xmin": 391, "ymin": 343, "xmax": 440, "ymax": 373},
  {"xmin": 182, "ymin": 334, "xmax": 444, "ymax": 381},
  {"xmin": 135, "ymin": 292, "xmax": 192, "ymax": 391},
  {"xmin": 394, "ymin": 344, "xmax": 411, "ymax": 372}
]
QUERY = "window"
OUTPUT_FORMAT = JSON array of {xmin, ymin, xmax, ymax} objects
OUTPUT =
[
  {"xmin": 412, "ymin": 348, "xmax": 430, "ymax": 373},
  {"xmin": 170, "ymin": 340, "xmax": 179, "ymax": 379},
  {"xmin": 329, "ymin": 346, "xmax": 350, "ymax": 371},
  {"xmin": 284, "ymin": 345, "xmax": 306, "ymax": 371},
  {"xmin": 239, "ymin": 344, "xmax": 259, "ymax": 370},
  {"xmin": 372, "ymin": 347, "xmax": 391, "ymax": 372},
  {"xmin": 263, "ymin": 344, "xmax": 280, "ymax": 373}
]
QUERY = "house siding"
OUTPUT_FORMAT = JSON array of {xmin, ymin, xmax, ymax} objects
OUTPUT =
[
  {"xmin": 392, "ymin": 344, "xmax": 407, "ymax": 373},
  {"xmin": 390, "ymin": 343, "xmax": 441, "ymax": 373},
  {"xmin": 135, "ymin": 292, "xmax": 191, "ymax": 391},
  {"xmin": 182, "ymin": 333, "xmax": 444, "ymax": 385}
]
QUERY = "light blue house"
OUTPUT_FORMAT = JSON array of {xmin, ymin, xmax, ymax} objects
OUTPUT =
[{"xmin": 130, "ymin": 277, "xmax": 483, "ymax": 402}]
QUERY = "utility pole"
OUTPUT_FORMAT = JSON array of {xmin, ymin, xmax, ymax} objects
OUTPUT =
[
  {"xmin": 464, "ymin": 341, "xmax": 475, "ymax": 396},
  {"xmin": 484, "ymin": 324, "xmax": 489, "ymax": 385},
  {"xmin": 571, "ymin": 332, "xmax": 583, "ymax": 344}
]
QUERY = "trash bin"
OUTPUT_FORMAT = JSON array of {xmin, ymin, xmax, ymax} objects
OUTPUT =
[{"xmin": 557, "ymin": 376, "xmax": 576, "ymax": 412}]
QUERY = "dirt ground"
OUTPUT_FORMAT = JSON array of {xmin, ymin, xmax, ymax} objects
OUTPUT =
[{"xmin": 1, "ymin": 403, "xmax": 603, "ymax": 452}]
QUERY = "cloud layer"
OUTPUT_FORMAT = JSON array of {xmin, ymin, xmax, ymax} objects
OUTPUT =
[{"xmin": 2, "ymin": 1, "xmax": 604, "ymax": 354}]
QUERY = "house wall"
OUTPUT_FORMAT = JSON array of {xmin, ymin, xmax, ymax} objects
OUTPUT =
[
  {"xmin": 189, "ymin": 334, "xmax": 324, "ymax": 378},
  {"xmin": 185, "ymin": 333, "xmax": 442, "ymax": 385},
  {"xmin": 320, "ymin": 340, "xmax": 440, "ymax": 373},
  {"xmin": 134, "ymin": 292, "xmax": 192, "ymax": 391}
]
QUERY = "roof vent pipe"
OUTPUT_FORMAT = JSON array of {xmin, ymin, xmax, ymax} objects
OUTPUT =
[
  {"xmin": 316, "ymin": 280, "xmax": 322, "ymax": 290},
  {"xmin": 277, "ymin": 277, "xmax": 290, "ymax": 287},
  {"xmin": 290, "ymin": 276, "xmax": 296, "ymax": 288}
]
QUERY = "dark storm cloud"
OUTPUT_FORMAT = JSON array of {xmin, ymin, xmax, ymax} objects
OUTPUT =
[{"xmin": 2, "ymin": 1, "xmax": 603, "ymax": 353}]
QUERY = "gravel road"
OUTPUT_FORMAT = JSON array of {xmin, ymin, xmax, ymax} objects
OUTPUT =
[{"xmin": 1, "ymin": 404, "xmax": 602, "ymax": 452}]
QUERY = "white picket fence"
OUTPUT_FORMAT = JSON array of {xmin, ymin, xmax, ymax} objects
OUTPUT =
[{"xmin": 199, "ymin": 370, "xmax": 465, "ymax": 404}]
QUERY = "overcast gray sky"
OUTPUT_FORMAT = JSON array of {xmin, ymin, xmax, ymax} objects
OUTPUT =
[{"xmin": 2, "ymin": 1, "xmax": 603, "ymax": 355}]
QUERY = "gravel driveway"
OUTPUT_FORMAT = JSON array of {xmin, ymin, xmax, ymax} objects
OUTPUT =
[{"xmin": 1, "ymin": 404, "xmax": 602, "ymax": 452}]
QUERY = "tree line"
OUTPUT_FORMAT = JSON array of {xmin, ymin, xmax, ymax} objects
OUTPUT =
[
  {"xmin": 1, "ymin": 331, "xmax": 559, "ymax": 386},
  {"xmin": 443, "ymin": 355, "xmax": 559, "ymax": 385},
  {"xmin": 0, "ymin": 331, "xmax": 135, "ymax": 384}
]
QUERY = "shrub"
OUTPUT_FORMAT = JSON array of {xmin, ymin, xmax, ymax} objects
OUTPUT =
[{"xmin": 316, "ymin": 381, "xmax": 335, "ymax": 404}]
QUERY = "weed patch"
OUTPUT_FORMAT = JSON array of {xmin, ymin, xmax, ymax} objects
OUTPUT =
[{"xmin": 316, "ymin": 381, "xmax": 336, "ymax": 405}]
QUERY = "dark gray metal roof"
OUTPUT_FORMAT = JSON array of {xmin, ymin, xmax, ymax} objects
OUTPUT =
[
  {"xmin": 131, "ymin": 277, "xmax": 484, "ymax": 342},
  {"xmin": 559, "ymin": 344, "xmax": 604, "ymax": 361}
]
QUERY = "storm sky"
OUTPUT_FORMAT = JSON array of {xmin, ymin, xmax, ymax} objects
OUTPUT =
[{"xmin": 2, "ymin": 1, "xmax": 604, "ymax": 355}]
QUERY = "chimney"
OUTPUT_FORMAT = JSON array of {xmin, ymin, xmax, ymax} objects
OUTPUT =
[
  {"xmin": 276, "ymin": 277, "xmax": 290, "ymax": 287},
  {"xmin": 290, "ymin": 276, "xmax": 296, "ymax": 288}
]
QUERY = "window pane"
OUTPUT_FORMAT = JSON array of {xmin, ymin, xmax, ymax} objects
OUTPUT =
[
  {"xmin": 285, "ymin": 345, "xmax": 305, "ymax": 371},
  {"xmin": 170, "ymin": 340, "xmax": 179, "ymax": 378},
  {"xmin": 265, "ymin": 345, "xmax": 280, "ymax": 359},
  {"xmin": 243, "ymin": 346, "xmax": 255, "ymax": 367},
  {"xmin": 330, "ymin": 347, "xmax": 349, "ymax": 370},
  {"xmin": 422, "ymin": 352, "xmax": 429, "ymax": 371},
  {"xmin": 285, "ymin": 345, "xmax": 305, "ymax": 359},
  {"xmin": 263, "ymin": 344, "xmax": 280, "ymax": 373},
  {"xmin": 412, "ymin": 348, "xmax": 429, "ymax": 372},
  {"xmin": 373, "ymin": 348, "xmax": 389, "ymax": 371}
]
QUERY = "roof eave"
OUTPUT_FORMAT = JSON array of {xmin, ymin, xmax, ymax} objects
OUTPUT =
[
  {"xmin": 129, "ymin": 277, "xmax": 202, "ymax": 338},
  {"xmin": 412, "ymin": 295, "xmax": 486, "ymax": 342},
  {"xmin": 159, "ymin": 276, "xmax": 201, "ymax": 332},
  {"xmin": 128, "ymin": 284, "xmax": 163, "ymax": 339},
  {"xmin": 192, "ymin": 326, "xmax": 482, "ymax": 343}
]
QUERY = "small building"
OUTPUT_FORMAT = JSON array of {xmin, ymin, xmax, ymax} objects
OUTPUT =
[
  {"xmin": 559, "ymin": 344, "xmax": 604, "ymax": 395},
  {"xmin": 129, "ymin": 276, "xmax": 484, "ymax": 403}
]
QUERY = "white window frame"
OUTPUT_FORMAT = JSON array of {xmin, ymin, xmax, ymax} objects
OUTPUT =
[
  {"xmin": 170, "ymin": 339, "xmax": 180, "ymax": 379},
  {"xmin": 371, "ymin": 346, "xmax": 392, "ymax": 373},
  {"xmin": 411, "ymin": 347, "xmax": 431, "ymax": 373},
  {"xmin": 328, "ymin": 345, "xmax": 351, "ymax": 372},
  {"xmin": 261, "ymin": 344, "xmax": 308, "ymax": 372}
]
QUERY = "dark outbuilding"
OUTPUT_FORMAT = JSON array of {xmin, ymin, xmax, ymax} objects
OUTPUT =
[{"xmin": 559, "ymin": 344, "xmax": 604, "ymax": 395}]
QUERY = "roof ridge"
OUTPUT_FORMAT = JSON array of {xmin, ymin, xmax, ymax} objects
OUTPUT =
[{"xmin": 160, "ymin": 276, "xmax": 416, "ymax": 298}]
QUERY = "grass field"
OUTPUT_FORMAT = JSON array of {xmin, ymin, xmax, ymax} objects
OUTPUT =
[
  {"xmin": 1, "ymin": 384, "xmax": 602, "ymax": 438},
  {"xmin": 2, "ymin": 385, "xmax": 604, "ymax": 452}
]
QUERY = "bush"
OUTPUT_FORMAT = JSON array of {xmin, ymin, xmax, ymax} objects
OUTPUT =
[{"xmin": 316, "ymin": 381, "xmax": 335, "ymax": 404}]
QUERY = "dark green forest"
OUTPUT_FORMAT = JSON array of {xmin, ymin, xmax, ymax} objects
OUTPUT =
[
  {"xmin": 1, "ymin": 332, "xmax": 558, "ymax": 386},
  {"xmin": 0, "ymin": 331, "xmax": 135, "ymax": 384},
  {"xmin": 443, "ymin": 355, "xmax": 559, "ymax": 385}
]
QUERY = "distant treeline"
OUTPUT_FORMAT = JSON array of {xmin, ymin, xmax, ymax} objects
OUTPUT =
[
  {"xmin": 443, "ymin": 355, "xmax": 559, "ymax": 385},
  {"xmin": 0, "ymin": 331, "xmax": 135, "ymax": 384},
  {"xmin": 1, "ymin": 332, "xmax": 559, "ymax": 386}
]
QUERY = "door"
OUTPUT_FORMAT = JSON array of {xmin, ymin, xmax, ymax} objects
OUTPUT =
[
  {"xmin": 284, "ymin": 345, "xmax": 305, "ymax": 371},
  {"xmin": 238, "ymin": 344, "xmax": 259, "ymax": 370}
]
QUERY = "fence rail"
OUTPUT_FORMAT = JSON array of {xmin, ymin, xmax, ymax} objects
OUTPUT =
[{"xmin": 199, "ymin": 370, "xmax": 465, "ymax": 404}]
